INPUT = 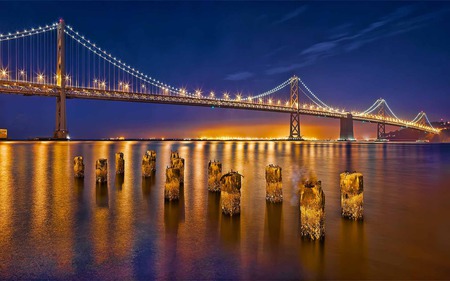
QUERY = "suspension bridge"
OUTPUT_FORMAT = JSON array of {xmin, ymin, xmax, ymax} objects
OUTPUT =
[{"xmin": 0, "ymin": 20, "xmax": 440, "ymax": 139}]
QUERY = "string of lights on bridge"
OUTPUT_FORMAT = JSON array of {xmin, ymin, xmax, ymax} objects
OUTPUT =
[{"xmin": 0, "ymin": 20, "xmax": 439, "ymax": 134}]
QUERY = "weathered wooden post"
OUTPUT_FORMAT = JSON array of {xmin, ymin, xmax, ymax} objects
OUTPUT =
[
  {"xmin": 115, "ymin": 152, "xmax": 125, "ymax": 175},
  {"xmin": 340, "ymin": 171, "xmax": 364, "ymax": 220},
  {"xmin": 170, "ymin": 151, "xmax": 185, "ymax": 184},
  {"xmin": 95, "ymin": 158, "xmax": 108, "ymax": 183},
  {"xmin": 208, "ymin": 160, "xmax": 222, "ymax": 192},
  {"xmin": 265, "ymin": 164, "xmax": 282, "ymax": 203},
  {"xmin": 73, "ymin": 156, "xmax": 84, "ymax": 178},
  {"xmin": 220, "ymin": 171, "xmax": 243, "ymax": 216},
  {"xmin": 142, "ymin": 150, "xmax": 156, "ymax": 177},
  {"xmin": 165, "ymin": 166, "xmax": 181, "ymax": 201},
  {"xmin": 299, "ymin": 178, "xmax": 325, "ymax": 240}
]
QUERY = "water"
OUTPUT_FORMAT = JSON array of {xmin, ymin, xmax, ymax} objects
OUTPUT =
[{"xmin": 0, "ymin": 141, "xmax": 449, "ymax": 280}]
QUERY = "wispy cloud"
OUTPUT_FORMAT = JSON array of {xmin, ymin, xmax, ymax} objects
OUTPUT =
[
  {"xmin": 266, "ymin": 5, "xmax": 449, "ymax": 75},
  {"xmin": 273, "ymin": 6, "xmax": 307, "ymax": 25},
  {"xmin": 225, "ymin": 71, "xmax": 255, "ymax": 81},
  {"xmin": 328, "ymin": 23, "xmax": 353, "ymax": 40}
]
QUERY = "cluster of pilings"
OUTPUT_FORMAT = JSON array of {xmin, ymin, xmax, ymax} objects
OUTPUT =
[
  {"xmin": 73, "ymin": 153, "xmax": 365, "ymax": 241},
  {"xmin": 207, "ymin": 160, "xmax": 244, "ymax": 216},
  {"xmin": 298, "ymin": 171, "xmax": 364, "ymax": 240}
]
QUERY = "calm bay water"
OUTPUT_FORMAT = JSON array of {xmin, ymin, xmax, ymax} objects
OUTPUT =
[{"xmin": 0, "ymin": 141, "xmax": 449, "ymax": 280}]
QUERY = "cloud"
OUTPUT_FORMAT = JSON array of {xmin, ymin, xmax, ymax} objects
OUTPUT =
[
  {"xmin": 224, "ymin": 71, "xmax": 255, "ymax": 81},
  {"xmin": 328, "ymin": 23, "xmax": 352, "ymax": 39},
  {"xmin": 301, "ymin": 42, "xmax": 337, "ymax": 56},
  {"xmin": 273, "ymin": 6, "xmax": 307, "ymax": 24},
  {"xmin": 265, "ymin": 63, "xmax": 303, "ymax": 75},
  {"xmin": 266, "ymin": 5, "xmax": 450, "ymax": 75}
]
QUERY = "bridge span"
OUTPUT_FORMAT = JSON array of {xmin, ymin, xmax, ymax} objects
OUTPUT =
[{"xmin": 0, "ymin": 19, "xmax": 440, "ymax": 139}]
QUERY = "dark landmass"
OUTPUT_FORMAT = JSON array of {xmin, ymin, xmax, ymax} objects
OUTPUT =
[{"xmin": 385, "ymin": 121, "xmax": 450, "ymax": 143}]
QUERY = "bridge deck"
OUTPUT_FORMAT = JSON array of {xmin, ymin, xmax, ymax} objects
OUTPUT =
[{"xmin": 0, "ymin": 80, "xmax": 439, "ymax": 134}]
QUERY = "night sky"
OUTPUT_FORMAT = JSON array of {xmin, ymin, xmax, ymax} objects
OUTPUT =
[{"xmin": 0, "ymin": 1, "xmax": 449, "ymax": 139}]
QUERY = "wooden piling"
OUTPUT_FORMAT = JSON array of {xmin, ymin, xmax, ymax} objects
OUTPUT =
[
  {"xmin": 115, "ymin": 152, "xmax": 125, "ymax": 175},
  {"xmin": 170, "ymin": 151, "xmax": 185, "ymax": 184},
  {"xmin": 265, "ymin": 164, "xmax": 282, "ymax": 203},
  {"xmin": 73, "ymin": 156, "xmax": 84, "ymax": 178},
  {"xmin": 95, "ymin": 158, "xmax": 108, "ymax": 183},
  {"xmin": 340, "ymin": 171, "xmax": 364, "ymax": 220},
  {"xmin": 220, "ymin": 171, "xmax": 243, "ymax": 216},
  {"xmin": 142, "ymin": 150, "xmax": 156, "ymax": 177},
  {"xmin": 208, "ymin": 160, "xmax": 222, "ymax": 192},
  {"xmin": 299, "ymin": 179, "xmax": 325, "ymax": 240},
  {"xmin": 165, "ymin": 166, "xmax": 181, "ymax": 201}
]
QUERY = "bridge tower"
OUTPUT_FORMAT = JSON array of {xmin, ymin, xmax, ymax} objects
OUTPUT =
[
  {"xmin": 289, "ymin": 76, "xmax": 301, "ymax": 139},
  {"xmin": 53, "ymin": 19, "xmax": 68, "ymax": 139},
  {"xmin": 377, "ymin": 102, "xmax": 385, "ymax": 140}
]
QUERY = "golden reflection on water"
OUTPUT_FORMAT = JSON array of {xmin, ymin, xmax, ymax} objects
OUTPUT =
[
  {"xmin": 0, "ymin": 144, "xmax": 13, "ymax": 272},
  {"xmin": 0, "ymin": 141, "xmax": 449, "ymax": 279}
]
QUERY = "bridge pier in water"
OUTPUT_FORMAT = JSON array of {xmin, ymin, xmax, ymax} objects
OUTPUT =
[{"xmin": 339, "ymin": 113, "xmax": 355, "ymax": 141}]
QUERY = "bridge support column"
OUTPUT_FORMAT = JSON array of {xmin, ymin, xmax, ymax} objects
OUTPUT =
[
  {"xmin": 339, "ymin": 113, "xmax": 355, "ymax": 141},
  {"xmin": 53, "ymin": 19, "xmax": 68, "ymax": 139},
  {"xmin": 289, "ymin": 76, "xmax": 301, "ymax": 139}
]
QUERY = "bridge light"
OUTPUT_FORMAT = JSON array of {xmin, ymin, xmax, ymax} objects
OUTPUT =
[
  {"xmin": 268, "ymin": 98, "xmax": 272, "ymax": 104},
  {"xmin": 37, "ymin": 73, "xmax": 44, "ymax": 82},
  {"xmin": 285, "ymin": 101, "xmax": 289, "ymax": 106},
  {"xmin": 141, "ymin": 84, "xmax": 146, "ymax": 89},
  {"xmin": 210, "ymin": 91, "xmax": 214, "ymax": 98},
  {"xmin": 224, "ymin": 92, "xmax": 229, "ymax": 99},
  {"xmin": 277, "ymin": 100, "xmax": 281, "ymax": 105},
  {"xmin": 0, "ymin": 68, "xmax": 8, "ymax": 78},
  {"xmin": 259, "ymin": 98, "xmax": 263, "ymax": 103},
  {"xmin": 94, "ymin": 79, "xmax": 98, "ymax": 84},
  {"xmin": 236, "ymin": 94, "xmax": 241, "ymax": 101}
]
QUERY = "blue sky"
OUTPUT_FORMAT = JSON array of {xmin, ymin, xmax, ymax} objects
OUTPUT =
[{"xmin": 0, "ymin": 1, "xmax": 449, "ymax": 139}]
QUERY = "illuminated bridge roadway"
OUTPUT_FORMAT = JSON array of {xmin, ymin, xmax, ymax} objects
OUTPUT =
[{"xmin": 0, "ymin": 20, "xmax": 440, "ymax": 139}]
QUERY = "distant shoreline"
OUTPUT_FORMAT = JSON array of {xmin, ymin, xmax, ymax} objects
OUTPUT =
[{"xmin": 0, "ymin": 138, "xmax": 442, "ymax": 143}]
